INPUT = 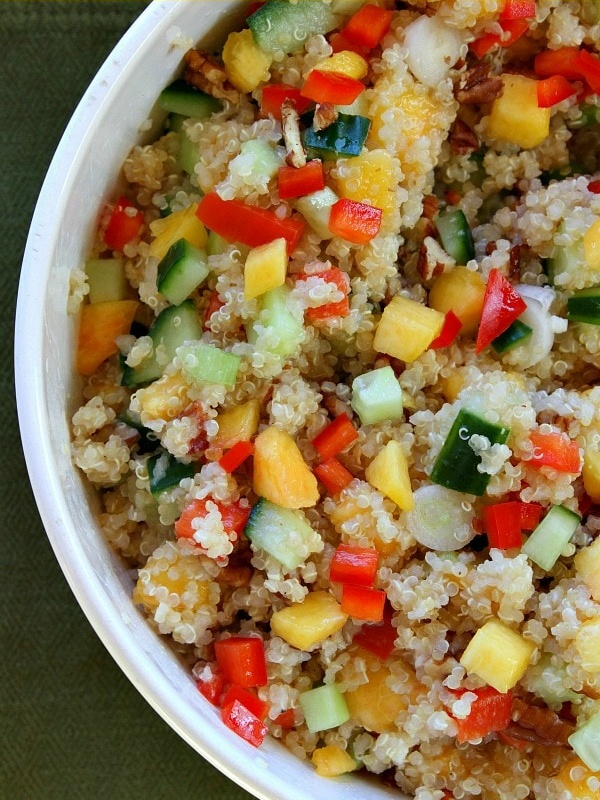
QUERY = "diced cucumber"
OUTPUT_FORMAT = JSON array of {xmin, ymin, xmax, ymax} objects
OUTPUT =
[
  {"xmin": 351, "ymin": 366, "xmax": 403, "ymax": 426},
  {"xmin": 244, "ymin": 498, "xmax": 315, "ymax": 570},
  {"xmin": 568, "ymin": 709, "xmax": 600, "ymax": 772},
  {"xmin": 299, "ymin": 684, "xmax": 350, "ymax": 733},
  {"xmin": 168, "ymin": 114, "xmax": 201, "ymax": 176},
  {"xmin": 522, "ymin": 503, "xmax": 581, "ymax": 571},
  {"xmin": 430, "ymin": 408, "xmax": 510, "ymax": 496},
  {"xmin": 121, "ymin": 299, "xmax": 202, "ymax": 387},
  {"xmin": 567, "ymin": 286, "xmax": 600, "ymax": 325},
  {"xmin": 157, "ymin": 238, "xmax": 210, "ymax": 306},
  {"xmin": 148, "ymin": 450, "xmax": 195, "ymax": 498},
  {"xmin": 118, "ymin": 409, "xmax": 158, "ymax": 454},
  {"xmin": 526, "ymin": 654, "xmax": 582, "ymax": 708},
  {"xmin": 546, "ymin": 235, "xmax": 584, "ymax": 286},
  {"xmin": 227, "ymin": 139, "xmax": 282, "ymax": 186},
  {"xmin": 246, "ymin": 284, "xmax": 304, "ymax": 358},
  {"xmin": 491, "ymin": 319, "xmax": 533, "ymax": 353},
  {"xmin": 568, "ymin": 102, "xmax": 600, "ymax": 130},
  {"xmin": 294, "ymin": 187, "xmax": 338, "ymax": 240},
  {"xmin": 331, "ymin": 0, "xmax": 363, "ymax": 14},
  {"xmin": 336, "ymin": 93, "xmax": 370, "ymax": 117},
  {"xmin": 159, "ymin": 80, "xmax": 221, "ymax": 119},
  {"xmin": 85, "ymin": 258, "xmax": 128, "ymax": 304},
  {"xmin": 178, "ymin": 342, "xmax": 240, "ymax": 389},
  {"xmin": 302, "ymin": 113, "xmax": 371, "ymax": 160},
  {"xmin": 436, "ymin": 209, "xmax": 475, "ymax": 264},
  {"xmin": 248, "ymin": 0, "xmax": 339, "ymax": 58},
  {"xmin": 207, "ymin": 230, "xmax": 229, "ymax": 256}
]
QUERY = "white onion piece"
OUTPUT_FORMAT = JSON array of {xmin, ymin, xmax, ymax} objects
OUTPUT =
[
  {"xmin": 405, "ymin": 485, "xmax": 475, "ymax": 551},
  {"xmin": 506, "ymin": 286, "xmax": 567, "ymax": 369},
  {"xmin": 404, "ymin": 16, "xmax": 462, "ymax": 88}
]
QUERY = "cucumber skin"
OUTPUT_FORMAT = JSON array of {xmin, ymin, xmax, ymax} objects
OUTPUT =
[
  {"xmin": 522, "ymin": 504, "xmax": 581, "ymax": 571},
  {"xmin": 567, "ymin": 288, "xmax": 600, "ymax": 325},
  {"xmin": 157, "ymin": 239, "xmax": 209, "ymax": 306},
  {"xmin": 148, "ymin": 450, "xmax": 195, "ymax": 498},
  {"xmin": 302, "ymin": 114, "xmax": 371, "ymax": 160},
  {"xmin": 244, "ymin": 498, "xmax": 312, "ymax": 570},
  {"xmin": 159, "ymin": 80, "xmax": 221, "ymax": 118},
  {"xmin": 491, "ymin": 319, "xmax": 533, "ymax": 353},
  {"xmin": 436, "ymin": 210, "xmax": 475, "ymax": 264},
  {"xmin": 248, "ymin": 0, "xmax": 338, "ymax": 56}
]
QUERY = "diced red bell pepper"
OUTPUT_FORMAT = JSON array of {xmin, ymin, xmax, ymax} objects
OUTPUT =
[
  {"xmin": 196, "ymin": 667, "xmax": 225, "ymax": 706},
  {"xmin": 329, "ymin": 198, "xmax": 383, "ymax": 245},
  {"xmin": 499, "ymin": 0, "xmax": 536, "ymax": 20},
  {"xmin": 537, "ymin": 75, "xmax": 576, "ymax": 107},
  {"xmin": 341, "ymin": 4, "xmax": 393, "ymax": 50},
  {"xmin": 298, "ymin": 267, "xmax": 350, "ymax": 322},
  {"xmin": 534, "ymin": 46, "xmax": 585, "ymax": 80},
  {"xmin": 352, "ymin": 603, "xmax": 396, "ymax": 659},
  {"xmin": 588, "ymin": 179, "xmax": 600, "ymax": 194},
  {"xmin": 314, "ymin": 458, "xmax": 354, "ymax": 495},
  {"xmin": 104, "ymin": 195, "xmax": 144, "ymax": 251},
  {"xmin": 214, "ymin": 637, "xmax": 268, "ymax": 688},
  {"xmin": 341, "ymin": 584, "xmax": 386, "ymax": 622},
  {"xmin": 203, "ymin": 290, "xmax": 224, "ymax": 331},
  {"xmin": 219, "ymin": 440, "xmax": 255, "ymax": 473},
  {"xmin": 517, "ymin": 501, "xmax": 543, "ymax": 531},
  {"xmin": 246, "ymin": 1, "xmax": 264, "ymax": 18},
  {"xmin": 175, "ymin": 498, "xmax": 251, "ymax": 542},
  {"xmin": 221, "ymin": 684, "xmax": 268, "ymax": 720},
  {"xmin": 300, "ymin": 69, "xmax": 364, "ymax": 105},
  {"xmin": 273, "ymin": 709, "xmax": 296, "ymax": 728},
  {"xmin": 576, "ymin": 49, "xmax": 600, "ymax": 95},
  {"xmin": 475, "ymin": 268, "xmax": 527, "ymax": 354},
  {"xmin": 278, "ymin": 160, "xmax": 325, "ymax": 200},
  {"xmin": 330, "ymin": 543, "xmax": 379, "ymax": 587},
  {"xmin": 429, "ymin": 310, "xmax": 462, "ymax": 349},
  {"xmin": 452, "ymin": 687, "xmax": 513, "ymax": 744},
  {"xmin": 197, "ymin": 193, "xmax": 306, "ymax": 255},
  {"xmin": 527, "ymin": 430, "xmax": 581, "ymax": 473},
  {"xmin": 482, "ymin": 502, "xmax": 523, "ymax": 549},
  {"xmin": 312, "ymin": 412, "xmax": 358, "ymax": 461},
  {"xmin": 446, "ymin": 189, "xmax": 462, "ymax": 206},
  {"xmin": 221, "ymin": 699, "xmax": 268, "ymax": 747},
  {"xmin": 470, "ymin": 19, "xmax": 529, "ymax": 59},
  {"xmin": 329, "ymin": 31, "xmax": 369, "ymax": 57},
  {"xmin": 260, "ymin": 84, "xmax": 312, "ymax": 121}
]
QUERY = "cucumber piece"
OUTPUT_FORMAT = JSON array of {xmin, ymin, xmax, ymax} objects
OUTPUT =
[
  {"xmin": 351, "ymin": 366, "xmax": 403, "ymax": 426},
  {"xmin": 294, "ymin": 187, "xmax": 338, "ymax": 239},
  {"xmin": 522, "ymin": 503, "xmax": 581, "ymax": 571},
  {"xmin": 303, "ymin": 113, "xmax": 371, "ymax": 160},
  {"xmin": 244, "ymin": 498, "xmax": 315, "ymax": 570},
  {"xmin": 157, "ymin": 238, "xmax": 210, "ymax": 306},
  {"xmin": 567, "ymin": 286, "xmax": 600, "ymax": 325},
  {"xmin": 159, "ymin": 80, "xmax": 221, "ymax": 119},
  {"xmin": 568, "ymin": 709, "xmax": 600, "ymax": 772},
  {"xmin": 207, "ymin": 230, "xmax": 229, "ymax": 256},
  {"xmin": 248, "ymin": 0, "xmax": 339, "ymax": 57},
  {"xmin": 85, "ymin": 258, "xmax": 128, "ymax": 304},
  {"xmin": 168, "ymin": 114, "xmax": 201, "ymax": 176},
  {"xmin": 546, "ymin": 236, "xmax": 584, "ymax": 286},
  {"xmin": 118, "ymin": 409, "xmax": 159, "ymax": 454},
  {"xmin": 178, "ymin": 342, "xmax": 240, "ymax": 388},
  {"xmin": 121, "ymin": 299, "xmax": 202, "ymax": 387},
  {"xmin": 147, "ymin": 450, "xmax": 195, "ymax": 498},
  {"xmin": 299, "ymin": 684, "xmax": 350, "ymax": 733},
  {"xmin": 331, "ymin": 0, "xmax": 363, "ymax": 14},
  {"xmin": 246, "ymin": 284, "xmax": 304, "ymax": 358},
  {"xmin": 336, "ymin": 92, "xmax": 370, "ymax": 117},
  {"xmin": 228, "ymin": 139, "xmax": 282, "ymax": 186},
  {"xmin": 526, "ymin": 654, "xmax": 582, "ymax": 708},
  {"xmin": 491, "ymin": 319, "xmax": 533, "ymax": 353},
  {"xmin": 435, "ymin": 209, "xmax": 475, "ymax": 264}
]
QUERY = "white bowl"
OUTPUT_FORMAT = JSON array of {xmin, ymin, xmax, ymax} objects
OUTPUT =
[{"xmin": 15, "ymin": 3, "xmax": 401, "ymax": 798}]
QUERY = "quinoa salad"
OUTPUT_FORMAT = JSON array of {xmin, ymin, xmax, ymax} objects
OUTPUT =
[{"xmin": 69, "ymin": 1, "xmax": 600, "ymax": 798}]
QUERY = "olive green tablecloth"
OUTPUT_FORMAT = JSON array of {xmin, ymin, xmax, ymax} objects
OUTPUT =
[{"xmin": 2, "ymin": 3, "xmax": 254, "ymax": 798}]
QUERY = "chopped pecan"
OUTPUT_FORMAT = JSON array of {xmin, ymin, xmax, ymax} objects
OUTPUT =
[
  {"xmin": 418, "ymin": 236, "xmax": 455, "ymax": 281},
  {"xmin": 455, "ymin": 63, "xmax": 504, "ymax": 105},
  {"xmin": 509, "ymin": 244, "xmax": 522, "ymax": 281},
  {"xmin": 313, "ymin": 102, "xmax": 338, "ymax": 132},
  {"xmin": 486, "ymin": 241, "xmax": 498, "ymax": 256},
  {"xmin": 281, "ymin": 99, "xmax": 307, "ymax": 168},
  {"xmin": 183, "ymin": 48, "xmax": 240, "ymax": 104},
  {"xmin": 450, "ymin": 117, "xmax": 479, "ymax": 155},
  {"xmin": 505, "ymin": 698, "xmax": 575, "ymax": 748},
  {"xmin": 422, "ymin": 194, "xmax": 440, "ymax": 221},
  {"xmin": 220, "ymin": 563, "xmax": 252, "ymax": 587}
]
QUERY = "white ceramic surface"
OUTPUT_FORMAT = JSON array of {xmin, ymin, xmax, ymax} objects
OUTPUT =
[{"xmin": 15, "ymin": 2, "xmax": 403, "ymax": 799}]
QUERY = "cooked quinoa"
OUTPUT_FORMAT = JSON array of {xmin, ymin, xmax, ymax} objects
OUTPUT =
[{"xmin": 70, "ymin": 1, "xmax": 600, "ymax": 798}]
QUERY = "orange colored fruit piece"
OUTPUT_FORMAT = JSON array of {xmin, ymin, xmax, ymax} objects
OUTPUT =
[{"xmin": 76, "ymin": 300, "xmax": 138, "ymax": 375}]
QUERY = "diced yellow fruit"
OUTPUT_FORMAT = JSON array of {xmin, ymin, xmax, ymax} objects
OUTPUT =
[
  {"xmin": 253, "ymin": 426, "xmax": 319, "ymax": 508},
  {"xmin": 311, "ymin": 746, "xmax": 357, "ymax": 777},
  {"xmin": 575, "ymin": 619, "xmax": 600, "ymax": 672},
  {"xmin": 222, "ymin": 28, "xmax": 272, "ymax": 93},
  {"xmin": 583, "ymin": 449, "xmax": 600, "ymax": 502},
  {"xmin": 439, "ymin": 369, "xmax": 465, "ymax": 402},
  {"xmin": 136, "ymin": 372, "xmax": 189, "ymax": 421},
  {"xmin": 373, "ymin": 295, "xmax": 445, "ymax": 363},
  {"xmin": 584, "ymin": 219, "xmax": 600, "ymax": 270},
  {"xmin": 333, "ymin": 150, "xmax": 397, "ymax": 220},
  {"xmin": 213, "ymin": 399, "xmax": 260, "ymax": 449},
  {"xmin": 345, "ymin": 663, "xmax": 410, "ymax": 733},
  {"xmin": 487, "ymin": 74, "xmax": 551, "ymax": 150},
  {"xmin": 149, "ymin": 203, "xmax": 207, "ymax": 261},
  {"xmin": 365, "ymin": 440, "xmax": 414, "ymax": 511},
  {"xmin": 460, "ymin": 618, "xmax": 536, "ymax": 693},
  {"xmin": 556, "ymin": 758, "xmax": 599, "ymax": 800},
  {"xmin": 133, "ymin": 545, "xmax": 211, "ymax": 612},
  {"xmin": 315, "ymin": 51, "xmax": 368, "ymax": 80},
  {"xmin": 244, "ymin": 237, "xmax": 288, "ymax": 300},
  {"xmin": 270, "ymin": 591, "xmax": 348, "ymax": 650},
  {"xmin": 429, "ymin": 266, "xmax": 486, "ymax": 336},
  {"xmin": 575, "ymin": 538, "xmax": 600, "ymax": 603}
]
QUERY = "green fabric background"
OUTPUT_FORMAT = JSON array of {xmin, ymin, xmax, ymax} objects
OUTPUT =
[{"xmin": 3, "ymin": 3, "xmax": 255, "ymax": 798}]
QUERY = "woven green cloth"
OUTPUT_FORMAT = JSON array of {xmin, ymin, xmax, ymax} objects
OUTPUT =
[{"xmin": 3, "ymin": 4, "xmax": 255, "ymax": 798}]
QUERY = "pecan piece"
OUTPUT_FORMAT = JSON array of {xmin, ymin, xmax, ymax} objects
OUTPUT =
[
  {"xmin": 455, "ymin": 63, "xmax": 504, "ymax": 105},
  {"xmin": 183, "ymin": 48, "xmax": 240, "ymax": 104},
  {"xmin": 313, "ymin": 102, "xmax": 339, "ymax": 132},
  {"xmin": 505, "ymin": 698, "xmax": 575, "ymax": 748},
  {"xmin": 450, "ymin": 117, "xmax": 479, "ymax": 155},
  {"xmin": 281, "ymin": 99, "xmax": 307, "ymax": 168}
]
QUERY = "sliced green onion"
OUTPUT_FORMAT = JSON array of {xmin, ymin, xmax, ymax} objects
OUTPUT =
[
  {"xmin": 351, "ymin": 366, "xmax": 403, "ymax": 426},
  {"xmin": 405, "ymin": 484, "xmax": 476, "ymax": 551},
  {"xmin": 178, "ymin": 343, "xmax": 240, "ymax": 388},
  {"xmin": 568, "ymin": 709, "xmax": 600, "ymax": 772},
  {"xmin": 521, "ymin": 504, "xmax": 581, "ymax": 571},
  {"xmin": 299, "ymin": 683, "xmax": 350, "ymax": 733}
]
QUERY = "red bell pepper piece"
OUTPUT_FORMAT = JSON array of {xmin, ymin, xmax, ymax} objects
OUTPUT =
[
  {"xmin": 314, "ymin": 458, "xmax": 354, "ymax": 495},
  {"xmin": 221, "ymin": 699, "xmax": 268, "ymax": 747},
  {"xmin": 312, "ymin": 413, "xmax": 358, "ymax": 460},
  {"xmin": 196, "ymin": 667, "xmax": 225, "ymax": 706},
  {"xmin": 246, "ymin": 1, "xmax": 264, "ymax": 18},
  {"xmin": 203, "ymin": 289, "xmax": 224, "ymax": 330},
  {"xmin": 534, "ymin": 46, "xmax": 585, "ymax": 80},
  {"xmin": 329, "ymin": 31, "xmax": 369, "ymax": 57},
  {"xmin": 352, "ymin": 603, "xmax": 396, "ymax": 659},
  {"xmin": 220, "ymin": 685, "xmax": 268, "ymax": 720},
  {"xmin": 537, "ymin": 74, "xmax": 576, "ymax": 107},
  {"xmin": 214, "ymin": 637, "xmax": 268, "ymax": 688},
  {"xmin": 197, "ymin": 193, "xmax": 306, "ymax": 255},
  {"xmin": 329, "ymin": 198, "xmax": 383, "ymax": 245},
  {"xmin": 576, "ymin": 49, "xmax": 600, "ymax": 95},
  {"xmin": 341, "ymin": 4, "xmax": 393, "ymax": 50},
  {"xmin": 588, "ymin": 179, "xmax": 600, "ymax": 194},
  {"xmin": 175, "ymin": 498, "xmax": 250, "ymax": 542},
  {"xmin": 499, "ymin": 0, "xmax": 536, "ymax": 20},
  {"xmin": 104, "ymin": 195, "xmax": 144, "ymax": 251},
  {"xmin": 298, "ymin": 267, "xmax": 350, "ymax": 322},
  {"xmin": 301, "ymin": 69, "xmax": 364, "ymax": 105},
  {"xmin": 341, "ymin": 584, "xmax": 386, "ymax": 622},
  {"xmin": 470, "ymin": 18, "xmax": 529, "ymax": 59},
  {"xmin": 260, "ymin": 83, "xmax": 312, "ymax": 121},
  {"xmin": 429, "ymin": 310, "xmax": 462, "ymax": 349},
  {"xmin": 527, "ymin": 430, "xmax": 581, "ymax": 473},
  {"xmin": 482, "ymin": 502, "xmax": 523, "ymax": 549},
  {"xmin": 475, "ymin": 268, "xmax": 527, "ymax": 354},
  {"xmin": 273, "ymin": 709, "xmax": 296, "ymax": 728},
  {"xmin": 330, "ymin": 543, "xmax": 379, "ymax": 587},
  {"xmin": 451, "ymin": 686, "xmax": 513, "ymax": 743},
  {"xmin": 518, "ymin": 501, "xmax": 543, "ymax": 531},
  {"xmin": 278, "ymin": 160, "xmax": 325, "ymax": 200},
  {"xmin": 219, "ymin": 440, "xmax": 255, "ymax": 473}
]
